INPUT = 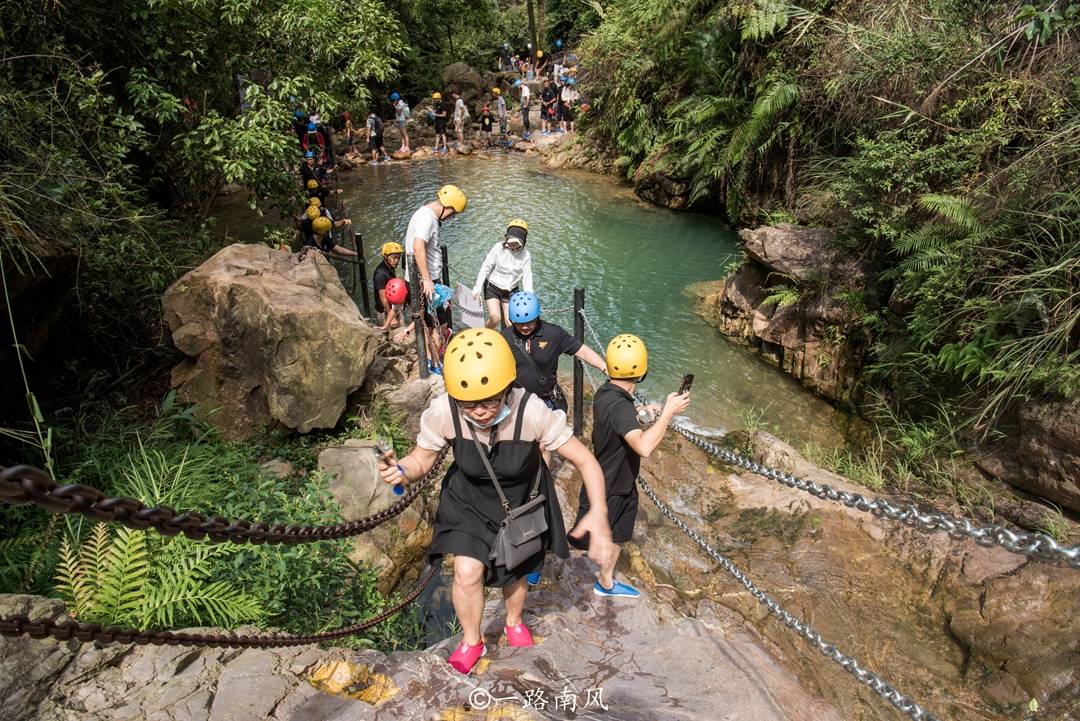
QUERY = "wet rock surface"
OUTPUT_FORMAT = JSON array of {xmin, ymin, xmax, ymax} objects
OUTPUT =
[
  {"xmin": 623, "ymin": 431, "xmax": 1080, "ymax": 721},
  {"xmin": 0, "ymin": 560, "xmax": 840, "ymax": 721},
  {"xmin": 162, "ymin": 243, "xmax": 379, "ymax": 439}
]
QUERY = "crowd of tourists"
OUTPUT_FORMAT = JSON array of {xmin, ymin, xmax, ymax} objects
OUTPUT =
[{"xmin": 289, "ymin": 46, "xmax": 686, "ymax": 678}]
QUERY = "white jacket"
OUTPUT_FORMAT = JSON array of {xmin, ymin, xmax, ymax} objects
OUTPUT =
[{"xmin": 473, "ymin": 241, "xmax": 533, "ymax": 295}]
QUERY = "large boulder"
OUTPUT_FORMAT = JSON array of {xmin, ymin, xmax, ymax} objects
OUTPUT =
[
  {"xmin": 977, "ymin": 401, "xmax": 1080, "ymax": 512},
  {"xmin": 440, "ymin": 63, "xmax": 482, "ymax": 106},
  {"xmin": 163, "ymin": 243, "xmax": 379, "ymax": 440},
  {"xmin": 696, "ymin": 225, "xmax": 872, "ymax": 405}
]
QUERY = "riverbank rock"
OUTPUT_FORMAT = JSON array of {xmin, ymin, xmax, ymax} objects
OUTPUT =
[
  {"xmin": 440, "ymin": 63, "xmax": 482, "ymax": 106},
  {"xmin": 612, "ymin": 431, "xmax": 1080, "ymax": 721},
  {"xmin": 317, "ymin": 439, "xmax": 436, "ymax": 592},
  {"xmin": 976, "ymin": 400, "xmax": 1080, "ymax": 513},
  {"xmin": 633, "ymin": 152, "xmax": 691, "ymax": 209},
  {"xmin": 697, "ymin": 224, "xmax": 872, "ymax": 406},
  {"xmin": 390, "ymin": 149, "xmax": 412, "ymax": 160},
  {"xmin": 162, "ymin": 243, "xmax": 379, "ymax": 440}
]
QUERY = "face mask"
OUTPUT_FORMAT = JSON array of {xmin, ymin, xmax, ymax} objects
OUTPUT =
[{"xmin": 465, "ymin": 404, "xmax": 512, "ymax": 429}]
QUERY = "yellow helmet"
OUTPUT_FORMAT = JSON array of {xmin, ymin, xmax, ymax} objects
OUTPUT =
[
  {"xmin": 312, "ymin": 216, "xmax": 332, "ymax": 235},
  {"xmin": 606, "ymin": 334, "xmax": 647, "ymax": 379},
  {"xmin": 437, "ymin": 184, "xmax": 468, "ymax": 213},
  {"xmin": 381, "ymin": 241, "xmax": 404, "ymax": 257},
  {"xmin": 537, "ymin": 50, "xmax": 544, "ymax": 58},
  {"xmin": 308, "ymin": 196, "xmax": 321, "ymax": 207},
  {"xmin": 306, "ymin": 206, "xmax": 322, "ymax": 220},
  {"xmin": 432, "ymin": 91, "xmax": 442, "ymax": 100},
  {"xmin": 306, "ymin": 179, "xmax": 319, "ymax": 190},
  {"xmin": 443, "ymin": 328, "xmax": 517, "ymax": 401},
  {"xmin": 506, "ymin": 219, "xmax": 528, "ymax": 231},
  {"xmin": 491, "ymin": 87, "xmax": 501, "ymax": 95}
]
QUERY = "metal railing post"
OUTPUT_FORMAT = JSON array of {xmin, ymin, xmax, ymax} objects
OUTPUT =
[
  {"xmin": 410, "ymin": 260, "xmax": 430, "ymax": 379},
  {"xmin": 355, "ymin": 230, "xmax": 371, "ymax": 317},
  {"xmin": 441, "ymin": 246, "xmax": 452, "ymax": 327},
  {"xmin": 573, "ymin": 287, "xmax": 584, "ymax": 436}
]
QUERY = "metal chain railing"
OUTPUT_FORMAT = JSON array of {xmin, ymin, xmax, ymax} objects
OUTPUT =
[
  {"xmin": 636, "ymin": 475, "xmax": 941, "ymax": 721},
  {"xmin": 0, "ymin": 565, "xmax": 438, "ymax": 649},
  {"xmin": 0, "ymin": 447, "xmax": 449, "ymax": 546},
  {"xmin": 672, "ymin": 425, "xmax": 1080, "ymax": 569}
]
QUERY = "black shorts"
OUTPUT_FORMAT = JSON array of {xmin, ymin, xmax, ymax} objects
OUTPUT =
[
  {"xmin": 567, "ymin": 484, "xmax": 639, "ymax": 548},
  {"xmin": 369, "ymin": 135, "xmax": 383, "ymax": 151},
  {"xmin": 434, "ymin": 119, "xmax": 447, "ymax": 134},
  {"xmin": 483, "ymin": 281, "xmax": 517, "ymax": 302}
]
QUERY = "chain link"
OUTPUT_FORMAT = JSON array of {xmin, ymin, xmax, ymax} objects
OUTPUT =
[
  {"xmin": 0, "ymin": 447, "xmax": 449, "ymax": 546},
  {"xmin": 672, "ymin": 425, "xmax": 1080, "ymax": 569},
  {"xmin": 635, "ymin": 476, "xmax": 941, "ymax": 721},
  {"xmin": 577, "ymin": 307, "xmax": 606, "ymax": 351},
  {"xmin": 0, "ymin": 565, "xmax": 438, "ymax": 648}
]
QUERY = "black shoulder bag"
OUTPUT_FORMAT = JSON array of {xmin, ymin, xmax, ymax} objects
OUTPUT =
[
  {"xmin": 512, "ymin": 337, "xmax": 565, "ymax": 406},
  {"xmin": 466, "ymin": 424, "xmax": 548, "ymax": 570}
]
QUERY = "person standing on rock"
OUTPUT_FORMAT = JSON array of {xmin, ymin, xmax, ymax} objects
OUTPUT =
[
  {"xmin": 366, "ymin": 111, "xmax": 390, "ymax": 163},
  {"xmin": 479, "ymin": 105, "xmax": 494, "ymax": 147},
  {"xmin": 391, "ymin": 92, "xmax": 410, "ymax": 152},
  {"xmin": 403, "ymin": 184, "xmax": 467, "ymax": 373},
  {"xmin": 377, "ymin": 327, "xmax": 615, "ymax": 675},
  {"xmin": 493, "ymin": 87, "xmax": 508, "ymax": 144},
  {"xmin": 514, "ymin": 80, "xmax": 531, "ymax": 140},
  {"xmin": 452, "ymin": 91, "xmax": 470, "ymax": 150},
  {"xmin": 568, "ymin": 334, "xmax": 690, "ymax": 599},
  {"xmin": 540, "ymin": 78, "xmax": 558, "ymax": 135},
  {"xmin": 432, "ymin": 92, "xmax": 449, "ymax": 153}
]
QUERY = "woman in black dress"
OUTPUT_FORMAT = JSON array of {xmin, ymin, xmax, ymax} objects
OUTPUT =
[{"xmin": 379, "ymin": 327, "xmax": 614, "ymax": 674}]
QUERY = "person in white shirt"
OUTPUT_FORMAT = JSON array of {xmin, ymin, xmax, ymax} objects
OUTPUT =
[
  {"xmin": 452, "ymin": 92, "xmax": 470, "ymax": 148},
  {"xmin": 472, "ymin": 219, "xmax": 533, "ymax": 329},
  {"xmin": 493, "ymin": 87, "xmax": 508, "ymax": 143},
  {"xmin": 404, "ymin": 184, "xmax": 468, "ymax": 373},
  {"xmin": 515, "ymin": 80, "xmax": 531, "ymax": 139},
  {"xmin": 391, "ymin": 91, "xmax": 410, "ymax": 152}
]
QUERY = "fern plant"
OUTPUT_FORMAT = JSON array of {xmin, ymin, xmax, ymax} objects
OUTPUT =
[{"xmin": 56, "ymin": 524, "xmax": 263, "ymax": 630}]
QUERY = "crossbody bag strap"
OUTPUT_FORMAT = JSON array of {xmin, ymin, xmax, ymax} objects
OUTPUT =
[
  {"xmin": 512, "ymin": 337, "xmax": 551, "ymax": 387},
  {"xmin": 466, "ymin": 423, "xmax": 513, "ymax": 514}
]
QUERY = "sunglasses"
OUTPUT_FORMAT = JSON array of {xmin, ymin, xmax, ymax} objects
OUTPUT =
[{"xmin": 459, "ymin": 395, "xmax": 504, "ymax": 411}]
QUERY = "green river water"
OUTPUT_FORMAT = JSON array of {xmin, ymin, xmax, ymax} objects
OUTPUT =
[{"xmin": 217, "ymin": 154, "xmax": 844, "ymax": 448}]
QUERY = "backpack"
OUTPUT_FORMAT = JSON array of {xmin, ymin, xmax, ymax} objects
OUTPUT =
[
  {"xmin": 372, "ymin": 116, "xmax": 384, "ymax": 135},
  {"xmin": 402, "ymin": 101, "xmax": 411, "ymax": 119}
]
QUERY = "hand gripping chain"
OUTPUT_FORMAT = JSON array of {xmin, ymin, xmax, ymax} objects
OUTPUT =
[
  {"xmin": 672, "ymin": 425, "xmax": 1080, "ymax": 569},
  {"xmin": 0, "ymin": 447, "xmax": 448, "ymax": 546},
  {"xmin": 0, "ymin": 564, "xmax": 438, "ymax": 648},
  {"xmin": 636, "ymin": 475, "xmax": 941, "ymax": 721}
]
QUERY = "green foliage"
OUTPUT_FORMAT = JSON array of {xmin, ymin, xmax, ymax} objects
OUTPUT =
[{"xmin": 582, "ymin": 0, "xmax": 1080, "ymax": 447}]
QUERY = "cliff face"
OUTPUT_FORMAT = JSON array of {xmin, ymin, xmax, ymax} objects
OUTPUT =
[{"xmin": 697, "ymin": 223, "xmax": 872, "ymax": 407}]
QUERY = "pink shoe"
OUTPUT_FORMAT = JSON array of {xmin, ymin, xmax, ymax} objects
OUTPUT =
[
  {"xmin": 505, "ymin": 622, "xmax": 535, "ymax": 647},
  {"xmin": 447, "ymin": 640, "xmax": 486, "ymax": 674}
]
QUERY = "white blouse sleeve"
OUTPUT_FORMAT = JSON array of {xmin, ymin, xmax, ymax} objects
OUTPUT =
[{"xmin": 472, "ymin": 243, "xmax": 500, "ymax": 295}]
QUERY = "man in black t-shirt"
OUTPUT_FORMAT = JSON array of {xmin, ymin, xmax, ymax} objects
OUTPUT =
[
  {"xmin": 540, "ymin": 79, "xmax": 558, "ymax": 135},
  {"xmin": 568, "ymin": 333, "xmax": 690, "ymax": 599},
  {"xmin": 500, "ymin": 292, "xmax": 605, "ymax": 414}
]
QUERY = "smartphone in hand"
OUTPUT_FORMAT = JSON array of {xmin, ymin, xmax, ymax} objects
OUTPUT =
[{"xmin": 678, "ymin": 373, "xmax": 694, "ymax": 395}]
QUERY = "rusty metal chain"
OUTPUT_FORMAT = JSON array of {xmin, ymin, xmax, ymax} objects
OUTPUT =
[
  {"xmin": 0, "ymin": 564, "xmax": 438, "ymax": 648},
  {"xmin": 636, "ymin": 476, "xmax": 941, "ymax": 721},
  {"xmin": 0, "ymin": 447, "xmax": 449, "ymax": 546}
]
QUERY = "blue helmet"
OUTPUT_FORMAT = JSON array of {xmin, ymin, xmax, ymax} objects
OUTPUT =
[
  {"xmin": 508, "ymin": 292, "xmax": 541, "ymax": 323},
  {"xmin": 307, "ymin": 121, "xmax": 317, "ymax": 132},
  {"xmin": 294, "ymin": 109, "xmax": 305, "ymax": 120},
  {"xmin": 390, "ymin": 92, "xmax": 401, "ymax": 101},
  {"xmin": 304, "ymin": 150, "xmax": 315, "ymax": 159},
  {"xmin": 556, "ymin": 39, "xmax": 563, "ymax": 49},
  {"xmin": 513, "ymin": 79, "xmax": 522, "ymax": 87}
]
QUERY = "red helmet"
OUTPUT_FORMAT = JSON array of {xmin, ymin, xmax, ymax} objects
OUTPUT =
[{"xmin": 385, "ymin": 278, "xmax": 408, "ymax": 305}]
